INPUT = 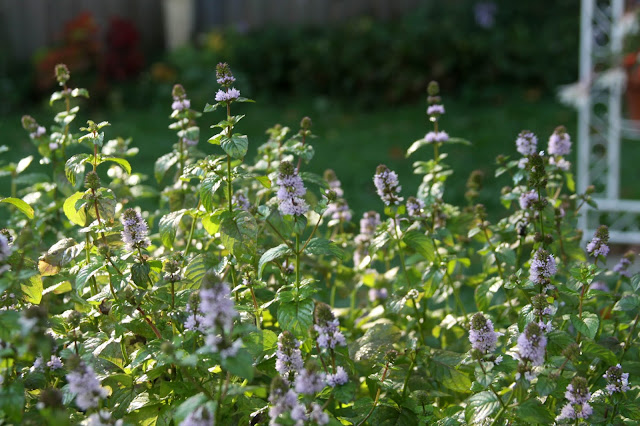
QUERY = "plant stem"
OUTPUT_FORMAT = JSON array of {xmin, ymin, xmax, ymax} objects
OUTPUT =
[
  {"xmin": 478, "ymin": 360, "xmax": 506, "ymax": 409},
  {"xmin": 357, "ymin": 359, "xmax": 391, "ymax": 426},
  {"xmin": 295, "ymin": 230, "xmax": 301, "ymax": 293}
]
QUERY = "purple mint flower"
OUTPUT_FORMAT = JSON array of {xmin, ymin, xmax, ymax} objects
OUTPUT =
[
  {"xmin": 368, "ymin": 288, "xmax": 388, "ymax": 302},
  {"xmin": 216, "ymin": 63, "xmax": 236, "ymax": 87},
  {"xmin": 548, "ymin": 126, "xmax": 572, "ymax": 156},
  {"xmin": 120, "ymin": 208, "xmax": 150, "ymax": 252},
  {"xmin": 66, "ymin": 361, "xmax": 108, "ymax": 411},
  {"xmin": 360, "ymin": 211, "xmax": 380, "ymax": 235},
  {"xmin": 49, "ymin": 142, "xmax": 59, "ymax": 150},
  {"xmin": 469, "ymin": 312, "xmax": 501, "ymax": 354},
  {"xmin": 47, "ymin": 355, "xmax": 63, "ymax": 370},
  {"xmin": 180, "ymin": 405, "xmax": 214, "ymax": 426},
  {"xmin": 586, "ymin": 225, "xmax": 610, "ymax": 258},
  {"xmin": 515, "ymin": 322, "xmax": 547, "ymax": 366},
  {"xmin": 425, "ymin": 130, "xmax": 449, "ymax": 143},
  {"xmin": 529, "ymin": 248, "xmax": 557, "ymax": 285},
  {"xmin": 268, "ymin": 379, "xmax": 305, "ymax": 425},
  {"xmin": 326, "ymin": 366, "xmax": 349, "ymax": 387},
  {"xmin": 309, "ymin": 403, "xmax": 329, "ymax": 425},
  {"xmin": 374, "ymin": 165, "xmax": 403, "ymax": 206},
  {"xmin": 406, "ymin": 197, "xmax": 425, "ymax": 218},
  {"xmin": 516, "ymin": 130, "xmax": 537, "ymax": 156},
  {"xmin": 603, "ymin": 364, "xmax": 630, "ymax": 394},
  {"xmin": 215, "ymin": 88, "xmax": 241, "ymax": 103},
  {"xmin": 171, "ymin": 98, "xmax": 191, "ymax": 111},
  {"xmin": 324, "ymin": 169, "xmax": 344, "ymax": 198},
  {"xmin": 519, "ymin": 189, "xmax": 539, "ymax": 210},
  {"xmin": 314, "ymin": 303, "xmax": 346, "ymax": 350},
  {"xmin": 232, "ymin": 192, "xmax": 251, "ymax": 211},
  {"xmin": 613, "ymin": 258, "xmax": 631, "ymax": 277},
  {"xmin": 275, "ymin": 331, "xmax": 304, "ymax": 385},
  {"xmin": 294, "ymin": 367, "xmax": 326, "ymax": 395},
  {"xmin": 325, "ymin": 199, "xmax": 352, "ymax": 224},
  {"xmin": 556, "ymin": 377, "xmax": 592, "ymax": 421},
  {"xmin": 549, "ymin": 156, "xmax": 570, "ymax": 171},
  {"xmin": 474, "ymin": 1, "xmax": 497, "ymax": 28},
  {"xmin": 199, "ymin": 282, "xmax": 237, "ymax": 332},
  {"xmin": 30, "ymin": 126, "xmax": 46, "ymax": 139},
  {"xmin": 276, "ymin": 161, "xmax": 308, "ymax": 216},
  {"xmin": 427, "ymin": 104, "xmax": 445, "ymax": 116}
]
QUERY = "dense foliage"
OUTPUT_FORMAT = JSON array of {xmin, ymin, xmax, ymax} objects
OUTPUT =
[{"xmin": 0, "ymin": 63, "xmax": 638, "ymax": 426}]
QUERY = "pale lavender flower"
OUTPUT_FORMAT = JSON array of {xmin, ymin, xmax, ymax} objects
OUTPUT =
[
  {"xmin": 233, "ymin": 192, "xmax": 250, "ymax": 211},
  {"xmin": 324, "ymin": 169, "xmax": 344, "ymax": 197},
  {"xmin": 557, "ymin": 377, "xmax": 592, "ymax": 421},
  {"xmin": 368, "ymin": 288, "xmax": 388, "ymax": 302},
  {"xmin": 587, "ymin": 225, "xmax": 610, "ymax": 258},
  {"xmin": 276, "ymin": 331, "xmax": 304, "ymax": 384},
  {"xmin": 294, "ymin": 367, "xmax": 326, "ymax": 395},
  {"xmin": 529, "ymin": 249, "xmax": 557, "ymax": 284},
  {"xmin": 30, "ymin": 126, "xmax": 46, "ymax": 139},
  {"xmin": 469, "ymin": 312, "xmax": 501, "ymax": 354},
  {"xmin": 120, "ymin": 209, "xmax": 150, "ymax": 252},
  {"xmin": 49, "ymin": 142, "xmax": 59, "ymax": 150},
  {"xmin": 268, "ymin": 379, "xmax": 304, "ymax": 426},
  {"xmin": 290, "ymin": 404, "xmax": 307, "ymax": 422},
  {"xmin": 276, "ymin": 161, "xmax": 308, "ymax": 216},
  {"xmin": 515, "ymin": 322, "xmax": 547, "ymax": 366},
  {"xmin": 516, "ymin": 131, "xmax": 537, "ymax": 156},
  {"xmin": 518, "ymin": 157, "xmax": 529, "ymax": 169},
  {"xmin": 216, "ymin": 63, "xmax": 236, "ymax": 87},
  {"xmin": 325, "ymin": 199, "xmax": 352, "ymax": 224},
  {"xmin": 215, "ymin": 88, "xmax": 241, "ymax": 103},
  {"xmin": 172, "ymin": 98, "xmax": 191, "ymax": 111},
  {"xmin": 86, "ymin": 410, "xmax": 124, "ymax": 426},
  {"xmin": 425, "ymin": 130, "xmax": 449, "ymax": 143},
  {"xmin": 199, "ymin": 282, "xmax": 237, "ymax": 332},
  {"xmin": 66, "ymin": 361, "xmax": 108, "ymax": 411},
  {"xmin": 519, "ymin": 189, "xmax": 539, "ymax": 210},
  {"xmin": 32, "ymin": 356, "xmax": 44, "ymax": 371},
  {"xmin": 406, "ymin": 197, "xmax": 425, "ymax": 218},
  {"xmin": 548, "ymin": 126, "xmax": 572, "ymax": 156},
  {"xmin": 180, "ymin": 405, "xmax": 214, "ymax": 426},
  {"xmin": 0, "ymin": 234, "xmax": 11, "ymax": 263},
  {"xmin": 374, "ymin": 164, "xmax": 403, "ymax": 206},
  {"xmin": 184, "ymin": 303, "xmax": 207, "ymax": 333},
  {"xmin": 474, "ymin": 1, "xmax": 497, "ymax": 28},
  {"xmin": 219, "ymin": 338, "xmax": 242, "ymax": 359},
  {"xmin": 326, "ymin": 366, "xmax": 349, "ymax": 387},
  {"xmin": 47, "ymin": 355, "xmax": 63, "ymax": 370},
  {"xmin": 549, "ymin": 156, "xmax": 570, "ymax": 171},
  {"xmin": 217, "ymin": 75, "xmax": 236, "ymax": 86},
  {"xmin": 427, "ymin": 104, "xmax": 445, "ymax": 116},
  {"xmin": 604, "ymin": 364, "xmax": 630, "ymax": 394},
  {"xmin": 360, "ymin": 211, "xmax": 380, "ymax": 235},
  {"xmin": 309, "ymin": 403, "xmax": 329, "ymax": 425},
  {"xmin": 590, "ymin": 281, "xmax": 609, "ymax": 292},
  {"xmin": 314, "ymin": 303, "xmax": 346, "ymax": 350}
]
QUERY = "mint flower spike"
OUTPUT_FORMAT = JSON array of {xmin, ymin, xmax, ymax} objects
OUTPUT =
[
  {"xmin": 515, "ymin": 322, "xmax": 547, "ymax": 367},
  {"xmin": 268, "ymin": 376, "xmax": 306, "ymax": 425},
  {"xmin": 66, "ymin": 359, "xmax": 108, "ymax": 411},
  {"xmin": 604, "ymin": 364, "xmax": 630, "ymax": 394},
  {"xmin": 586, "ymin": 225, "xmax": 610, "ymax": 258},
  {"xmin": 314, "ymin": 302, "xmax": 346, "ymax": 349},
  {"xmin": 556, "ymin": 376, "xmax": 593, "ymax": 422},
  {"xmin": 373, "ymin": 164, "xmax": 403, "ymax": 206},
  {"xmin": 613, "ymin": 250, "xmax": 635, "ymax": 277},
  {"xmin": 294, "ymin": 362, "xmax": 326, "ymax": 395},
  {"xmin": 171, "ymin": 83, "xmax": 191, "ymax": 112},
  {"xmin": 548, "ymin": 125, "xmax": 572, "ymax": 156},
  {"xmin": 515, "ymin": 130, "xmax": 538, "ymax": 156},
  {"xmin": 216, "ymin": 62, "xmax": 236, "ymax": 87},
  {"xmin": 275, "ymin": 331, "xmax": 304, "ymax": 385},
  {"xmin": 529, "ymin": 248, "xmax": 557, "ymax": 286},
  {"xmin": 120, "ymin": 208, "xmax": 150, "ymax": 252},
  {"xmin": 469, "ymin": 312, "xmax": 501, "ymax": 354},
  {"xmin": 0, "ymin": 234, "xmax": 11, "ymax": 274},
  {"xmin": 180, "ymin": 405, "xmax": 214, "ymax": 426},
  {"xmin": 276, "ymin": 161, "xmax": 308, "ymax": 216}
]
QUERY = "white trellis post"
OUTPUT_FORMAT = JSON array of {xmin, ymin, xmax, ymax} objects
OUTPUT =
[{"xmin": 578, "ymin": 0, "xmax": 640, "ymax": 244}]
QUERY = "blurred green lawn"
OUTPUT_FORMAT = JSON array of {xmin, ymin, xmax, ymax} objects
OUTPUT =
[{"xmin": 0, "ymin": 90, "xmax": 578, "ymax": 219}]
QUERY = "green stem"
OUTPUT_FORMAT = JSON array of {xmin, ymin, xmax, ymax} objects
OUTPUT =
[
  {"xmin": 401, "ymin": 357, "xmax": 416, "ymax": 399},
  {"xmin": 478, "ymin": 360, "xmax": 506, "ymax": 409},
  {"xmin": 357, "ymin": 359, "xmax": 391, "ymax": 426},
  {"xmin": 295, "ymin": 230, "xmax": 301, "ymax": 293},
  {"xmin": 490, "ymin": 386, "xmax": 516, "ymax": 426},
  {"xmin": 227, "ymin": 154, "xmax": 233, "ymax": 212},
  {"xmin": 265, "ymin": 219, "xmax": 295, "ymax": 250},
  {"xmin": 183, "ymin": 200, "xmax": 201, "ymax": 263}
]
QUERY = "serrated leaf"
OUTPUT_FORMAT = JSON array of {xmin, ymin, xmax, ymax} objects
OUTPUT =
[
  {"xmin": 255, "ymin": 175, "xmax": 271, "ymax": 188},
  {"xmin": 159, "ymin": 209, "xmax": 187, "ymax": 248},
  {"xmin": 102, "ymin": 156, "xmax": 131, "ymax": 174},
  {"xmin": 351, "ymin": 323, "xmax": 401, "ymax": 363},
  {"xmin": 304, "ymin": 238, "xmax": 345, "ymax": 260},
  {"xmin": 614, "ymin": 294, "xmax": 640, "ymax": 312},
  {"xmin": 76, "ymin": 263, "xmax": 104, "ymax": 292},
  {"xmin": 258, "ymin": 244, "xmax": 292, "ymax": 279},
  {"xmin": 65, "ymin": 153, "xmax": 90, "ymax": 185},
  {"xmin": 63, "ymin": 192, "xmax": 87, "ymax": 226},
  {"xmin": 221, "ymin": 348, "xmax": 254, "ymax": 380},
  {"xmin": 403, "ymin": 230, "xmax": 436, "ymax": 262},
  {"xmin": 220, "ymin": 210, "xmax": 258, "ymax": 261},
  {"xmin": 21, "ymin": 275, "xmax": 43, "ymax": 304},
  {"xmin": 581, "ymin": 340, "xmax": 617, "ymax": 365},
  {"xmin": 431, "ymin": 350, "xmax": 471, "ymax": 393},
  {"xmin": 277, "ymin": 298, "xmax": 314, "ymax": 338},
  {"xmin": 154, "ymin": 152, "xmax": 179, "ymax": 183},
  {"xmin": 200, "ymin": 174, "xmax": 223, "ymax": 212},
  {"xmin": 515, "ymin": 398, "xmax": 554, "ymax": 424},
  {"xmin": 570, "ymin": 312, "xmax": 599, "ymax": 340},
  {"xmin": 0, "ymin": 197, "xmax": 34, "ymax": 219},
  {"xmin": 465, "ymin": 391, "xmax": 500, "ymax": 424},
  {"xmin": 221, "ymin": 134, "xmax": 248, "ymax": 159},
  {"xmin": 15, "ymin": 156, "xmax": 33, "ymax": 174}
]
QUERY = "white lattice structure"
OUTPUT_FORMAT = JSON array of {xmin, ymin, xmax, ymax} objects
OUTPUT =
[{"xmin": 579, "ymin": 0, "xmax": 640, "ymax": 243}]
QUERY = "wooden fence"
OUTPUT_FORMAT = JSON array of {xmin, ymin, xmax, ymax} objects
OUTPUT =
[{"xmin": 1, "ymin": 0, "xmax": 425, "ymax": 61}]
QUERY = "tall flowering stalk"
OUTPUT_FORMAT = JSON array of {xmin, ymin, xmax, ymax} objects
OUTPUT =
[
  {"xmin": 556, "ymin": 376, "xmax": 593, "ymax": 422},
  {"xmin": 275, "ymin": 331, "xmax": 304, "ymax": 385},
  {"xmin": 121, "ymin": 208, "xmax": 150, "ymax": 253},
  {"xmin": 373, "ymin": 164, "xmax": 403, "ymax": 206},
  {"xmin": 276, "ymin": 161, "xmax": 308, "ymax": 217},
  {"xmin": 66, "ymin": 358, "xmax": 108, "ymax": 411},
  {"xmin": 586, "ymin": 225, "xmax": 610, "ymax": 260},
  {"xmin": 515, "ymin": 322, "xmax": 547, "ymax": 381}
]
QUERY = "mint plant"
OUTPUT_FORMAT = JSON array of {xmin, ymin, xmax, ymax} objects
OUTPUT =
[{"xmin": 0, "ymin": 63, "xmax": 638, "ymax": 426}]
